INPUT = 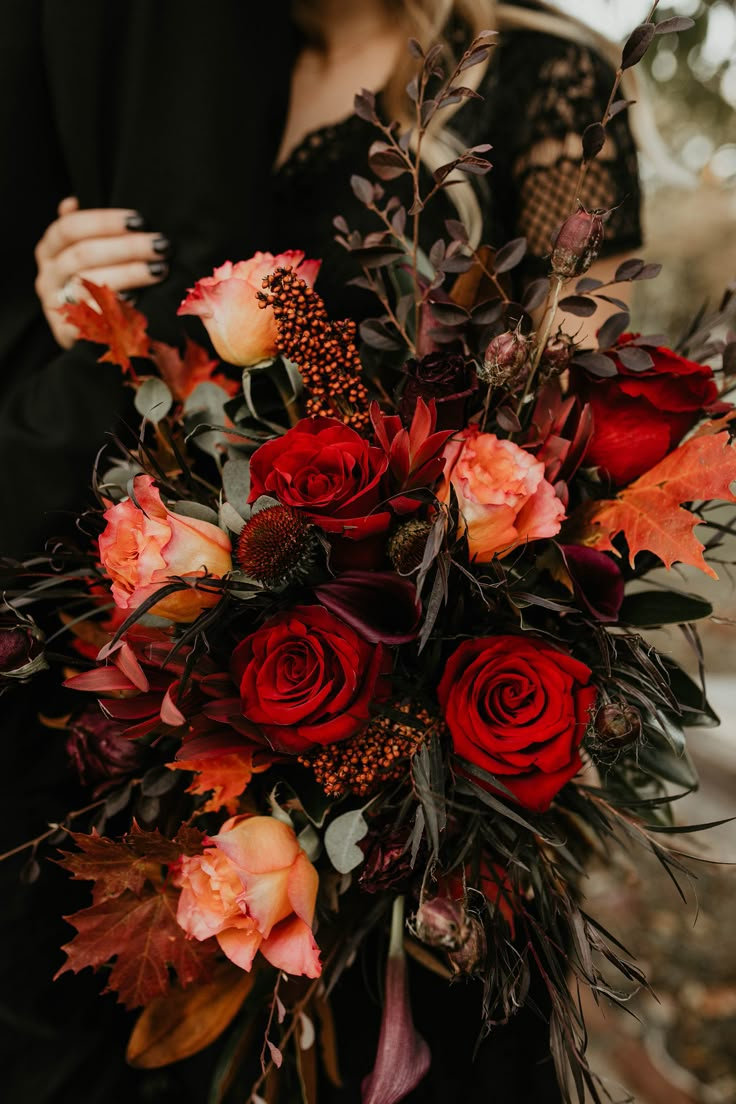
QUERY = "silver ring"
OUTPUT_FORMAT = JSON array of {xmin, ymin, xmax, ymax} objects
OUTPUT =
[{"xmin": 59, "ymin": 278, "xmax": 78, "ymax": 306}]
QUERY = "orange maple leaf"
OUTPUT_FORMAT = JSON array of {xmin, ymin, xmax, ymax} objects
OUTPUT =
[
  {"xmin": 168, "ymin": 749, "xmax": 270, "ymax": 814},
  {"xmin": 151, "ymin": 338, "xmax": 239, "ymax": 403},
  {"xmin": 582, "ymin": 432, "xmax": 736, "ymax": 579},
  {"xmin": 59, "ymin": 280, "xmax": 150, "ymax": 373}
]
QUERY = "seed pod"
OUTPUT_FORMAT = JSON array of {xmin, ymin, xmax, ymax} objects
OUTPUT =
[
  {"xmin": 551, "ymin": 209, "xmax": 605, "ymax": 278},
  {"xmin": 595, "ymin": 702, "xmax": 642, "ymax": 749},
  {"xmin": 479, "ymin": 329, "xmax": 531, "ymax": 387},
  {"xmin": 540, "ymin": 333, "xmax": 575, "ymax": 379},
  {"xmin": 415, "ymin": 895, "xmax": 468, "ymax": 950},
  {"xmin": 388, "ymin": 519, "xmax": 433, "ymax": 575},
  {"xmin": 447, "ymin": 916, "xmax": 487, "ymax": 976}
]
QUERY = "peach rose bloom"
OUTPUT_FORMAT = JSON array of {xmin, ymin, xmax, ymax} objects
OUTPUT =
[
  {"xmin": 176, "ymin": 815, "xmax": 321, "ymax": 978},
  {"xmin": 98, "ymin": 474, "xmax": 232, "ymax": 623},
  {"xmin": 440, "ymin": 429, "xmax": 565, "ymax": 561},
  {"xmin": 177, "ymin": 251, "xmax": 321, "ymax": 367}
]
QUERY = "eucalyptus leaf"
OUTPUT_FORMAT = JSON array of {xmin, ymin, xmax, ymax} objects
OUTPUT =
[
  {"xmin": 134, "ymin": 377, "xmax": 173, "ymax": 423},
  {"xmin": 297, "ymin": 824, "xmax": 322, "ymax": 862},
  {"xmin": 222, "ymin": 458, "xmax": 252, "ymax": 519},
  {"xmin": 172, "ymin": 500, "xmax": 220, "ymax": 525},
  {"xmin": 219, "ymin": 501, "xmax": 246, "ymax": 535},
  {"xmin": 324, "ymin": 809, "xmax": 368, "ymax": 873}
]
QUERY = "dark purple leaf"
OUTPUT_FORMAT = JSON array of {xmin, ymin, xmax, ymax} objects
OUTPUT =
[
  {"xmin": 408, "ymin": 38, "xmax": 424, "ymax": 59},
  {"xmin": 576, "ymin": 277, "xmax": 603, "ymax": 293},
  {"xmin": 439, "ymin": 86, "xmax": 482, "ymax": 109},
  {"xmin": 350, "ymin": 246, "xmax": 407, "ymax": 269},
  {"xmin": 614, "ymin": 258, "xmax": 645, "ymax": 281},
  {"xmin": 632, "ymin": 262, "xmax": 662, "ymax": 281},
  {"xmin": 655, "ymin": 16, "xmax": 695, "ymax": 35},
  {"xmin": 596, "ymin": 294, "xmax": 630, "ymax": 311},
  {"xmin": 396, "ymin": 294, "xmax": 414, "ymax": 326},
  {"xmin": 582, "ymin": 123, "xmax": 606, "ymax": 161},
  {"xmin": 351, "ymin": 175, "xmax": 376, "ymax": 206},
  {"xmin": 391, "ymin": 206, "xmax": 407, "ymax": 237},
  {"xmin": 621, "ymin": 23, "xmax": 656, "ymax": 70},
  {"xmin": 428, "ymin": 301, "xmax": 469, "ymax": 326},
  {"xmin": 333, "ymin": 215, "xmax": 349, "ymax": 235},
  {"xmin": 455, "ymin": 156, "xmax": 492, "ymax": 176},
  {"xmin": 597, "ymin": 310, "xmax": 631, "ymax": 349},
  {"xmin": 573, "ymin": 352, "xmax": 618, "ymax": 378},
  {"xmin": 631, "ymin": 333, "xmax": 666, "ymax": 347},
  {"xmin": 368, "ymin": 142, "xmax": 409, "ymax": 182},
  {"xmin": 559, "ymin": 295, "xmax": 597, "ymax": 318},
  {"xmin": 617, "ymin": 346, "xmax": 654, "ymax": 372},
  {"xmin": 315, "ymin": 571, "xmax": 421, "ymax": 644},
  {"xmin": 607, "ymin": 98, "xmax": 636, "ymax": 120},
  {"xmin": 470, "ymin": 299, "xmax": 504, "ymax": 325},
  {"xmin": 347, "ymin": 275, "xmax": 375, "ymax": 291},
  {"xmin": 723, "ymin": 342, "xmax": 736, "ymax": 374},
  {"xmin": 459, "ymin": 45, "xmax": 493, "ymax": 72},
  {"xmin": 445, "ymin": 218, "xmax": 468, "ymax": 244},
  {"xmin": 433, "ymin": 159, "xmax": 460, "ymax": 185},
  {"xmin": 399, "ymin": 129, "xmax": 413, "ymax": 153},
  {"xmin": 429, "ymin": 239, "xmax": 446, "ymax": 269},
  {"xmin": 420, "ymin": 99, "xmax": 437, "ymax": 127},
  {"xmin": 406, "ymin": 76, "xmax": 419, "ymax": 104},
  {"xmin": 439, "ymin": 254, "xmax": 473, "ymax": 274},
  {"xmin": 495, "ymin": 406, "xmax": 522, "ymax": 433},
  {"xmin": 522, "ymin": 279, "xmax": 548, "ymax": 311},
  {"xmin": 360, "ymin": 319, "xmax": 404, "ymax": 352},
  {"xmin": 354, "ymin": 89, "xmax": 377, "ymax": 123},
  {"xmin": 493, "ymin": 237, "xmax": 527, "ymax": 274}
]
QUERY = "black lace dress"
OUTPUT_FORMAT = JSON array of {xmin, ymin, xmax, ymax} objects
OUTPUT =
[{"xmin": 270, "ymin": 26, "xmax": 642, "ymax": 319}]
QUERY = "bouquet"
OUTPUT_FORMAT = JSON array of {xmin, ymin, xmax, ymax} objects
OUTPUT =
[{"xmin": 4, "ymin": 12, "xmax": 736, "ymax": 1103}]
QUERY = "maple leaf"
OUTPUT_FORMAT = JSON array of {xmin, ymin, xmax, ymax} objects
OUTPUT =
[
  {"xmin": 59, "ymin": 280, "xmax": 150, "ymax": 373},
  {"xmin": 168, "ymin": 749, "xmax": 264, "ymax": 814},
  {"xmin": 58, "ymin": 823, "xmax": 205, "ymax": 903},
  {"xmin": 56, "ymin": 886, "xmax": 216, "ymax": 1008},
  {"xmin": 152, "ymin": 338, "xmax": 238, "ymax": 403},
  {"xmin": 582, "ymin": 432, "xmax": 736, "ymax": 579}
]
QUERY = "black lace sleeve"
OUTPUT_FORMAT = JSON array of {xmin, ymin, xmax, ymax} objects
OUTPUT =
[{"xmin": 468, "ymin": 31, "xmax": 643, "ymax": 263}]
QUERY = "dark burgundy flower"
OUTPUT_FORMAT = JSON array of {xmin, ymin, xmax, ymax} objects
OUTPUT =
[
  {"xmin": 479, "ymin": 330, "xmax": 531, "ymax": 389},
  {"xmin": 314, "ymin": 570, "xmax": 421, "ymax": 644},
  {"xmin": 0, "ymin": 615, "xmax": 47, "ymax": 683},
  {"xmin": 359, "ymin": 826, "xmax": 416, "ymax": 894},
  {"xmin": 558, "ymin": 544, "xmax": 624, "ymax": 622},
  {"xmin": 66, "ymin": 706, "xmax": 145, "ymax": 792},
  {"xmin": 399, "ymin": 352, "xmax": 477, "ymax": 430}
]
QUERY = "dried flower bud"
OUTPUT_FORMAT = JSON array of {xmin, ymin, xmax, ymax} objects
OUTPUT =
[
  {"xmin": 415, "ymin": 895, "xmax": 468, "ymax": 950},
  {"xmin": 540, "ymin": 333, "xmax": 575, "ymax": 379},
  {"xmin": 66, "ymin": 707, "xmax": 145, "ymax": 792},
  {"xmin": 0, "ymin": 614, "xmax": 47, "ymax": 684},
  {"xmin": 595, "ymin": 702, "xmax": 642, "ymax": 749},
  {"xmin": 551, "ymin": 209, "xmax": 605, "ymax": 278},
  {"xmin": 479, "ymin": 330, "xmax": 531, "ymax": 387},
  {"xmin": 388, "ymin": 519, "xmax": 433, "ymax": 575},
  {"xmin": 447, "ymin": 916, "xmax": 487, "ymax": 976},
  {"xmin": 359, "ymin": 826, "xmax": 416, "ymax": 894},
  {"xmin": 235, "ymin": 505, "xmax": 318, "ymax": 588}
]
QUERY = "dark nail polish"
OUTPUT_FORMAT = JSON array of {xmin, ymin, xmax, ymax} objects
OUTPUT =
[
  {"xmin": 125, "ymin": 213, "xmax": 146, "ymax": 231},
  {"xmin": 152, "ymin": 235, "xmax": 171, "ymax": 255},
  {"xmin": 148, "ymin": 260, "xmax": 168, "ymax": 278}
]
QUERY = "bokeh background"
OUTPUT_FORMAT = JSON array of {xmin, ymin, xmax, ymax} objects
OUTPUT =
[{"xmin": 551, "ymin": 3, "xmax": 736, "ymax": 1100}]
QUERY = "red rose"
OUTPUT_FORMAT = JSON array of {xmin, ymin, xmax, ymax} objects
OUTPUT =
[
  {"xmin": 231, "ymin": 605, "xmax": 391, "ymax": 754},
  {"xmin": 248, "ymin": 417, "xmax": 391, "ymax": 542},
  {"xmin": 575, "ymin": 336, "xmax": 719, "ymax": 486},
  {"xmin": 438, "ymin": 635, "xmax": 596, "ymax": 812}
]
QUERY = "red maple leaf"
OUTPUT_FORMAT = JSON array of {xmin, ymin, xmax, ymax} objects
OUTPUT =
[
  {"xmin": 59, "ymin": 280, "xmax": 150, "ymax": 373},
  {"xmin": 152, "ymin": 338, "xmax": 239, "ymax": 403},
  {"xmin": 56, "ymin": 886, "xmax": 216, "ymax": 1008},
  {"xmin": 582, "ymin": 431, "xmax": 736, "ymax": 578}
]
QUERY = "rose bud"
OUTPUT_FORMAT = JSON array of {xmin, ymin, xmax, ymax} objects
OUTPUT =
[
  {"xmin": 66, "ymin": 706, "xmax": 144, "ymax": 792},
  {"xmin": 400, "ymin": 352, "xmax": 478, "ymax": 431},
  {"xmin": 0, "ymin": 615, "xmax": 47, "ymax": 683},
  {"xmin": 540, "ymin": 333, "xmax": 575, "ymax": 379},
  {"xmin": 594, "ymin": 702, "xmax": 642, "ymax": 749},
  {"xmin": 479, "ymin": 329, "xmax": 531, "ymax": 388},
  {"xmin": 447, "ymin": 916, "xmax": 487, "ymax": 976},
  {"xmin": 551, "ymin": 209, "xmax": 605, "ymax": 278},
  {"xmin": 414, "ymin": 895, "xmax": 468, "ymax": 950},
  {"xmin": 178, "ymin": 251, "xmax": 320, "ymax": 367}
]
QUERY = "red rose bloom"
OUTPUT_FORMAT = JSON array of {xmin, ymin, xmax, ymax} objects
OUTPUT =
[
  {"xmin": 438, "ymin": 635, "xmax": 596, "ymax": 812},
  {"xmin": 576, "ymin": 336, "xmax": 719, "ymax": 486},
  {"xmin": 248, "ymin": 417, "xmax": 391, "ymax": 541},
  {"xmin": 231, "ymin": 605, "xmax": 391, "ymax": 754}
]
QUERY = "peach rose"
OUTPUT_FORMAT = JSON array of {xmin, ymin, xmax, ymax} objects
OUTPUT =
[
  {"xmin": 177, "ymin": 251, "xmax": 321, "ymax": 367},
  {"xmin": 176, "ymin": 815, "xmax": 321, "ymax": 978},
  {"xmin": 98, "ymin": 474, "xmax": 232, "ymax": 623},
  {"xmin": 440, "ymin": 429, "xmax": 564, "ymax": 561}
]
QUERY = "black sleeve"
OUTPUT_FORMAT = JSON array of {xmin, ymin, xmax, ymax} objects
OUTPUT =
[{"xmin": 480, "ymin": 32, "xmax": 643, "ymax": 262}]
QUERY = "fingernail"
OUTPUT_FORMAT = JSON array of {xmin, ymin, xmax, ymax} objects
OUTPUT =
[
  {"xmin": 151, "ymin": 235, "xmax": 171, "ymax": 255},
  {"xmin": 125, "ymin": 213, "xmax": 146, "ymax": 231},
  {"xmin": 119, "ymin": 291, "xmax": 137, "ymax": 303},
  {"xmin": 148, "ymin": 260, "xmax": 168, "ymax": 277}
]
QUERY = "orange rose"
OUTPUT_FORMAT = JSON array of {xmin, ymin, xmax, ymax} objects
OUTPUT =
[
  {"xmin": 440, "ymin": 428, "xmax": 564, "ymax": 561},
  {"xmin": 98, "ymin": 474, "xmax": 232, "ymax": 623},
  {"xmin": 177, "ymin": 251, "xmax": 320, "ymax": 367},
  {"xmin": 176, "ymin": 815, "xmax": 321, "ymax": 978}
]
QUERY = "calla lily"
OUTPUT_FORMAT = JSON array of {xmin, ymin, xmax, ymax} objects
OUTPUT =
[
  {"xmin": 362, "ymin": 897, "xmax": 431, "ymax": 1104},
  {"xmin": 314, "ymin": 571, "xmax": 421, "ymax": 644}
]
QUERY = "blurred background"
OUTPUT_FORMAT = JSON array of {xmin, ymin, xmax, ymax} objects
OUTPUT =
[{"xmin": 550, "ymin": 3, "xmax": 736, "ymax": 1100}]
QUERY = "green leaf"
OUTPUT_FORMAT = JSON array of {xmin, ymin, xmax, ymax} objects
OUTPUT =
[
  {"xmin": 134, "ymin": 377, "xmax": 173, "ymax": 423},
  {"xmin": 619, "ymin": 590, "xmax": 713, "ymax": 627},
  {"xmin": 324, "ymin": 809, "xmax": 368, "ymax": 874}
]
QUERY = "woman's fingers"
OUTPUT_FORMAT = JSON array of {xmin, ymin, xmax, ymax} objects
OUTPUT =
[
  {"xmin": 50, "ymin": 231, "xmax": 170, "ymax": 283},
  {"xmin": 70, "ymin": 258, "xmax": 169, "ymax": 294},
  {"xmin": 35, "ymin": 206, "xmax": 144, "ymax": 262}
]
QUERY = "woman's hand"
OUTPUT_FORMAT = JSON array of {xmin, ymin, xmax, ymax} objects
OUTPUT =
[{"xmin": 34, "ymin": 197, "xmax": 171, "ymax": 349}]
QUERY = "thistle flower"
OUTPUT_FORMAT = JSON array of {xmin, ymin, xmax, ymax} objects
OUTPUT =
[
  {"xmin": 594, "ymin": 702, "xmax": 642, "ymax": 749},
  {"xmin": 235, "ymin": 505, "xmax": 318, "ymax": 587},
  {"xmin": 551, "ymin": 209, "xmax": 605, "ymax": 278},
  {"xmin": 479, "ymin": 329, "xmax": 531, "ymax": 388}
]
